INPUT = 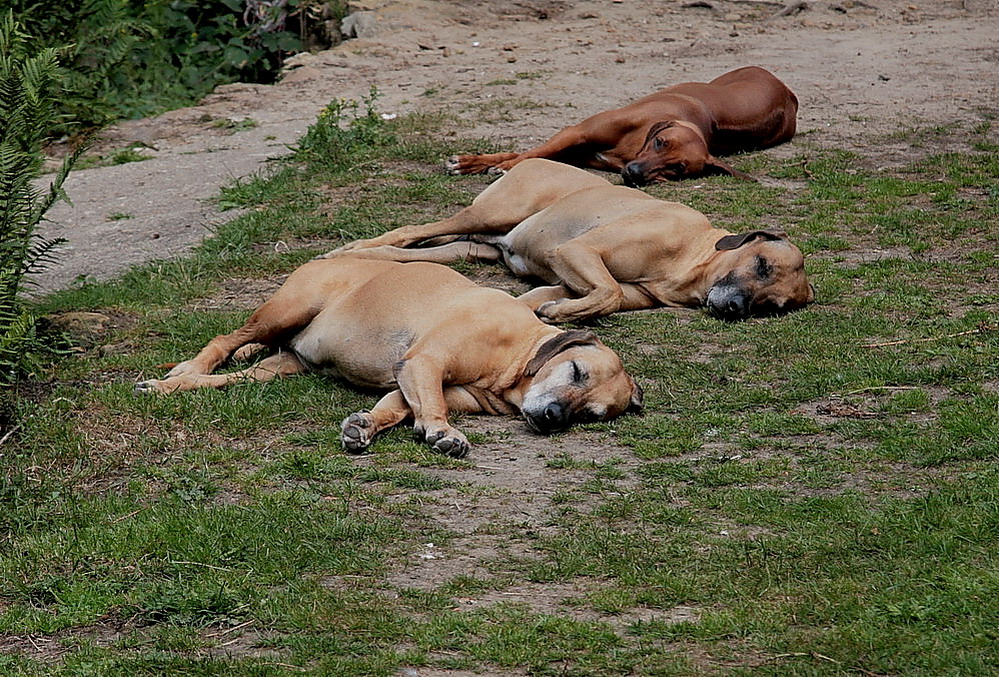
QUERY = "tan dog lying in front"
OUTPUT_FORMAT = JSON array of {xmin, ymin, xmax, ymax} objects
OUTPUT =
[
  {"xmin": 135, "ymin": 259, "xmax": 642, "ymax": 457},
  {"xmin": 326, "ymin": 159, "xmax": 814, "ymax": 323}
]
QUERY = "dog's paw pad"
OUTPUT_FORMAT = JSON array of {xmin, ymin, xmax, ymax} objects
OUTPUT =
[
  {"xmin": 341, "ymin": 411, "xmax": 375, "ymax": 453},
  {"xmin": 425, "ymin": 427, "xmax": 470, "ymax": 458}
]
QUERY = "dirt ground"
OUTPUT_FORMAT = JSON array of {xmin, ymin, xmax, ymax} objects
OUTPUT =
[
  {"xmin": 34, "ymin": 0, "xmax": 998, "ymax": 293},
  {"xmin": 15, "ymin": 1, "xmax": 999, "ymax": 668}
]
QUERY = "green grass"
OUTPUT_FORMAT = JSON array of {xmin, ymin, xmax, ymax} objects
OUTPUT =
[
  {"xmin": 4, "ymin": 100, "xmax": 997, "ymax": 674},
  {"xmin": 75, "ymin": 145, "xmax": 154, "ymax": 171}
]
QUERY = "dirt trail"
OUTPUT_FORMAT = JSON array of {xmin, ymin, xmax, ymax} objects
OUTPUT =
[{"xmin": 33, "ymin": 0, "xmax": 998, "ymax": 293}]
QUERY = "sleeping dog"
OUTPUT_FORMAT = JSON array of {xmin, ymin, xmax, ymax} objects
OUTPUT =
[
  {"xmin": 327, "ymin": 160, "xmax": 814, "ymax": 323},
  {"xmin": 446, "ymin": 66, "xmax": 798, "ymax": 184},
  {"xmin": 135, "ymin": 258, "xmax": 642, "ymax": 457}
]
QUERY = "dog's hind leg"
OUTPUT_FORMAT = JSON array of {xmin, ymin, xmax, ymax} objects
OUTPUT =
[
  {"xmin": 135, "ymin": 350, "xmax": 306, "ymax": 394},
  {"xmin": 337, "ymin": 241, "xmax": 502, "ymax": 265},
  {"xmin": 137, "ymin": 262, "xmax": 334, "ymax": 394},
  {"xmin": 325, "ymin": 160, "xmax": 607, "ymax": 257},
  {"xmin": 324, "ymin": 198, "xmax": 520, "ymax": 255},
  {"xmin": 233, "ymin": 343, "xmax": 268, "ymax": 361}
]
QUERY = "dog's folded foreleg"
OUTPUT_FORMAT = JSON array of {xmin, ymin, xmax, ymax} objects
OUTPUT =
[
  {"xmin": 341, "ymin": 390, "xmax": 412, "ymax": 453},
  {"xmin": 516, "ymin": 285, "xmax": 573, "ymax": 317},
  {"xmin": 537, "ymin": 242, "xmax": 625, "ymax": 322}
]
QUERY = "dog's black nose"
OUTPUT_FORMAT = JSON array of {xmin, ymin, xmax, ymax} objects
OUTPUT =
[
  {"xmin": 622, "ymin": 163, "xmax": 647, "ymax": 186},
  {"xmin": 708, "ymin": 294, "xmax": 749, "ymax": 321},
  {"xmin": 527, "ymin": 401, "xmax": 570, "ymax": 434},
  {"xmin": 544, "ymin": 402, "xmax": 567, "ymax": 426}
]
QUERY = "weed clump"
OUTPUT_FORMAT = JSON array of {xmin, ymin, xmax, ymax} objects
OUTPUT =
[{"xmin": 291, "ymin": 87, "xmax": 396, "ymax": 171}]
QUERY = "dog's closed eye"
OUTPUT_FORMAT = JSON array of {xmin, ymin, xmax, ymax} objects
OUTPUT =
[{"xmin": 755, "ymin": 255, "xmax": 774, "ymax": 279}]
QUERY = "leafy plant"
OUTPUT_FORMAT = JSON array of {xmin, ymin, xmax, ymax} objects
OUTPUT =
[
  {"xmin": 291, "ymin": 86, "xmax": 397, "ymax": 171},
  {"xmin": 0, "ymin": 12, "xmax": 78, "ymax": 383},
  {"xmin": 7, "ymin": 0, "xmax": 348, "ymax": 134}
]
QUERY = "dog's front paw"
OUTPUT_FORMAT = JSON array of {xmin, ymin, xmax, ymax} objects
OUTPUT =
[
  {"xmin": 341, "ymin": 411, "xmax": 376, "ymax": 453},
  {"xmin": 445, "ymin": 154, "xmax": 493, "ymax": 176},
  {"xmin": 535, "ymin": 300, "xmax": 563, "ymax": 323},
  {"xmin": 420, "ymin": 425, "xmax": 470, "ymax": 458}
]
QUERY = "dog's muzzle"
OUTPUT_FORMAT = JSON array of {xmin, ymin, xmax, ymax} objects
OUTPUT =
[
  {"xmin": 706, "ymin": 285, "xmax": 750, "ymax": 321},
  {"xmin": 621, "ymin": 162, "xmax": 650, "ymax": 187}
]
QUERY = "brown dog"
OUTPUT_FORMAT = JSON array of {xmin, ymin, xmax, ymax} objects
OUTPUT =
[
  {"xmin": 326, "ymin": 160, "xmax": 814, "ymax": 323},
  {"xmin": 447, "ymin": 66, "xmax": 797, "ymax": 184},
  {"xmin": 135, "ymin": 258, "xmax": 642, "ymax": 457}
]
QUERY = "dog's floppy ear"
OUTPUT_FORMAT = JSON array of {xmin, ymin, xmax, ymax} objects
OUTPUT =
[
  {"xmin": 704, "ymin": 155, "xmax": 755, "ymax": 181},
  {"xmin": 524, "ymin": 330, "xmax": 599, "ymax": 377},
  {"xmin": 628, "ymin": 378, "xmax": 644, "ymax": 414},
  {"xmin": 715, "ymin": 230, "xmax": 786, "ymax": 251}
]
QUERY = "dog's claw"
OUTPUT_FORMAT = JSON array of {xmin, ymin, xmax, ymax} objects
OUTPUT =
[{"xmin": 134, "ymin": 380, "xmax": 158, "ymax": 395}]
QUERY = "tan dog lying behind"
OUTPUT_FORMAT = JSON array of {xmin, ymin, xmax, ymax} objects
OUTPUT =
[
  {"xmin": 326, "ymin": 159, "xmax": 814, "ymax": 323},
  {"xmin": 135, "ymin": 259, "xmax": 642, "ymax": 457},
  {"xmin": 447, "ymin": 66, "xmax": 798, "ymax": 184}
]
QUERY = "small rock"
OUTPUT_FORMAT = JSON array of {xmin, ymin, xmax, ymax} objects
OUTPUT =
[
  {"xmin": 341, "ymin": 11, "xmax": 378, "ymax": 39},
  {"xmin": 47, "ymin": 312, "xmax": 111, "ymax": 335},
  {"xmin": 280, "ymin": 65, "xmax": 323, "ymax": 84}
]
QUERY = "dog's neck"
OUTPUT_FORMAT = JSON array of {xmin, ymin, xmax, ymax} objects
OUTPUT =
[
  {"xmin": 503, "ymin": 328, "xmax": 565, "ymax": 408},
  {"xmin": 635, "ymin": 229, "xmax": 727, "ymax": 306}
]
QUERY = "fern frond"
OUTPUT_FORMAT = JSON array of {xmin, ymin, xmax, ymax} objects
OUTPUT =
[{"xmin": 0, "ymin": 10, "xmax": 80, "ymax": 385}]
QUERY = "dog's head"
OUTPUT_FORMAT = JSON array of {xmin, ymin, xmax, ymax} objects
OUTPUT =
[
  {"xmin": 520, "ymin": 330, "xmax": 643, "ymax": 434},
  {"xmin": 706, "ymin": 230, "xmax": 814, "ymax": 321},
  {"xmin": 622, "ymin": 120, "xmax": 753, "ymax": 185}
]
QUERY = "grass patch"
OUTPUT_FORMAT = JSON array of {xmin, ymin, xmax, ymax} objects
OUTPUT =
[{"xmin": 6, "ymin": 101, "xmax": 997, "ymax": 674}]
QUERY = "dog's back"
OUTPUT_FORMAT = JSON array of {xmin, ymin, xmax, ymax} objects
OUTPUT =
[
  {"xmin": 496, "ymin": 184, "xmax": 712, "ymax": 282},
  {"xmin": 697, "ymin": 66, "xmax": 798, "ymax": 152},
  {"xmin": 628, "ymin": 66, "xmax": 797, "ymax": 154}
]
